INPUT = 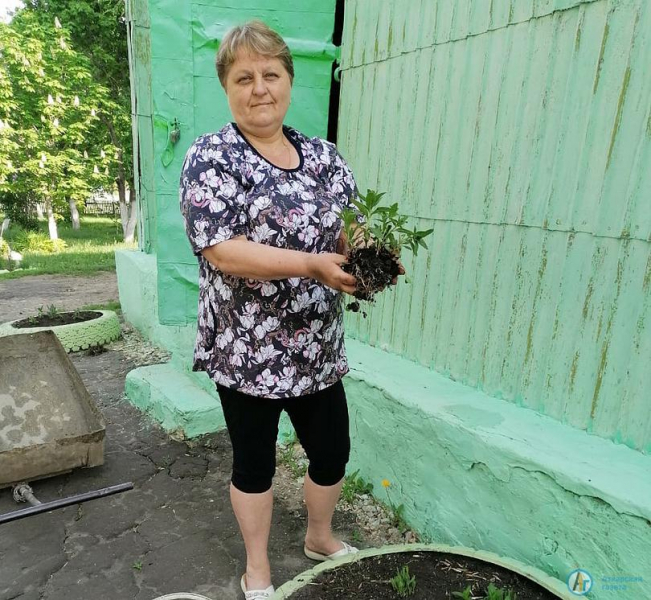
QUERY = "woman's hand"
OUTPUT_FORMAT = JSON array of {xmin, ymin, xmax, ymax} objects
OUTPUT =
[
  {"xmin": 391, "ymin": 261, "xmax": 406, "ymax": 286},
  {"xmin": 309, "ymin": 253, "xmax": 357, "ymax": 294}
]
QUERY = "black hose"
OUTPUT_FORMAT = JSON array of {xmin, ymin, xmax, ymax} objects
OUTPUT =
[{"xmin": 0, "ymin": 482, "xmax": 134, "ymax": 525}]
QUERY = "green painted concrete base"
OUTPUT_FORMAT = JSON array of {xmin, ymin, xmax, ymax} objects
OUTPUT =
[
  {"xmin": 344, "ymin": 341, "xmax": 651, "ymax": 600},
  {"xmin": 116, "ymin": 249, "xmax": 651, "ymax": 599},
  {"xmin": 125, "ymin": 363, "xmax": 225, "ymax": 438}
]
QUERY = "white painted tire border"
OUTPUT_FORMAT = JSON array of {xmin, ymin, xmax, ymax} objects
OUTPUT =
[
  {"xmin": 0, "ymin": 310, "xmax": 121, "ymax": 352},
  {"xmin": 272, "ymin": 543, "xmax": 574, "ymax": 599}
]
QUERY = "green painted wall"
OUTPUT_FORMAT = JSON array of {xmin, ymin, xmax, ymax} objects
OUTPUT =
[
  {"xmin": 338, "ymin": 0, "xmax": 651, "ymax": 453},
  {"xmin": 125, "ymin": 0, "xmax": 338, "ymax": 324}
]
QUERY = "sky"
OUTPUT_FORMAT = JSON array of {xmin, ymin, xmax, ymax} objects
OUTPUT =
[{"xmin": 0, "ymin": 0, "xmax": 24, "ymax": 23}]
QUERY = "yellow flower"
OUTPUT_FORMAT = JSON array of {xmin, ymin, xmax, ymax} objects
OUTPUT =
[{"xmin": 382, "ymin": 479, "xmax": 391, "ymax": 488}]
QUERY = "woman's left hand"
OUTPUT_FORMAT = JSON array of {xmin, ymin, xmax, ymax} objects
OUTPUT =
[{"xmin": 391, "ymin": 261, "xmax": 406, "ymax": 286}]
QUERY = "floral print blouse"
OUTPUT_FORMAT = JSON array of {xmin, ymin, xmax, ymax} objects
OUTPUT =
[{"xmin": 179, "ymin": 122, "xmax": 360, "ymax": 398}]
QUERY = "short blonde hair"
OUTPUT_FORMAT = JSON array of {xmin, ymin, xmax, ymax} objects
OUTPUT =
[{"xmin": 216, "ymin": 21, "xmax": 294, "ymax": 88}]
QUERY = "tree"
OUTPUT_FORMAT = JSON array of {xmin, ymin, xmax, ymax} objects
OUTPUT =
[
  {"xmin": 21, "ymin": 0, "xmax": 136, "ymax": 242},
  {"xmin": 0, "ymin": 12, "xmax": 116, "ymax": 239}
]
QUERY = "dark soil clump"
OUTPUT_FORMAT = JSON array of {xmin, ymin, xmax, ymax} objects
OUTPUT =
[
  {"xmin": 13, "ymin": 310, "xmax": 102, "ymax": 328},
  {"xmin": 290, "ymin": 551, "xmax": 559, "ymax": 600},
  {"xmin": 342, "ymin": 246, "xmax": 401, "ymax": 311}
]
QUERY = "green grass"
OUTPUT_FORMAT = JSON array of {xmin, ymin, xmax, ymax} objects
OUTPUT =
[
  {"xmin": 341, "ymin": 469, "xmax": 374, "ymax": 504},
  {"xmin": 81, "ymin": 300, "xmax": 122, "ymax": 313},
  {"xmin": 0, "ymin": 216, "xmax": 135, "ymax": 280}
]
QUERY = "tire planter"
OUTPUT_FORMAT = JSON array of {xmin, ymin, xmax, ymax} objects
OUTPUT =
[
  {"xmin": 273, "ymin": 544, "xmax": 574, "ymax": 600},
  {"xmin": 0, "ymin": 310, "xmax": 121, "ymax": 352},
  {"xmin": 151, "ymin": 594, "xmax": 214, "ymax": 600}
]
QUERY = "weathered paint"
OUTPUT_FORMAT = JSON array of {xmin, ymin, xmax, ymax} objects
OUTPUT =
[
  {"xmin": 125, "ymin": 0, "xmax": 338, "ymax": 325},
  {"xmin": 338, "ymin": 0, "xmax": 651, "ymax": 453},
  {"xmin": 342, "ymin": 339, "xmax": 651, "ymax": 600}
]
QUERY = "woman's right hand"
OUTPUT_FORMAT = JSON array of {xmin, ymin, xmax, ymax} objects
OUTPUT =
[{"xmin": 310, "ymin": 253, "xmax": 357, "ymax": 294}]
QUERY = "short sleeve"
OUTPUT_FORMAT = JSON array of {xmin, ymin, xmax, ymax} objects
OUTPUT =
[
  {"xmin": 323, "ymin": 141, "xmax": 365, "ymax": 225},
  {"xmin": 179, "ymin": 135, "xmax": 248, "ymax": 256}
]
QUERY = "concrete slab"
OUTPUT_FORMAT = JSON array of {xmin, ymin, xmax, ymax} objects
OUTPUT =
[{"xmin": 0, "ymin": 331, "xmax": 105, "ymax": 488}]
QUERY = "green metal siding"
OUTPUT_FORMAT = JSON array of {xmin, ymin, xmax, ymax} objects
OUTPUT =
[{"xmin": 338, "ymin": 0, "xmax": 651, "ymax": 452}]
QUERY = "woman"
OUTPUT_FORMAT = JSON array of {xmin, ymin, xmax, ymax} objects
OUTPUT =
[{"xmin": 180, "ymin": 21, "xmax": 365, "ymax": 600}]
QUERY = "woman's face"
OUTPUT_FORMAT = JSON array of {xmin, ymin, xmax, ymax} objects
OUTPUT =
[{"xmin": 224, "ymin": 50, "xmax": 292, "ymax": 136}]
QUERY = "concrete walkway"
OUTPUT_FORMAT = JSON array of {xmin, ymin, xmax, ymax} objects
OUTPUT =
[{"xmin": 0, "ymin": 275, "xmax": 315, "ymax": 600}]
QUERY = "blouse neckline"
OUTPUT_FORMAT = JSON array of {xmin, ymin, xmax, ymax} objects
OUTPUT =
[{"xmin": 231, "ymin": 122, "xmax": 305, "ymax": 173}]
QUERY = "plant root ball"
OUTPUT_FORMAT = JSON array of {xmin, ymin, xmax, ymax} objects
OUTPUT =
[{"xmin": 342, "ymin": 246, "xmax": 401, "ymax": 305}]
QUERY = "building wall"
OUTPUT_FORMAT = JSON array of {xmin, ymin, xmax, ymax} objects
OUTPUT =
[{"xmin": 338, "ymin": 0, "xmax": 651, "ymax": 453}]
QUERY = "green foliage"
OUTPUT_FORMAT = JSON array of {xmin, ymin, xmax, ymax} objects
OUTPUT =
[
  {"xmin": 278, "ymin": 436, "xmax": 307, "ymax": 479},
  {"xmin": 382, "ymin": 480, "xmax": 410, "ymax": 534},
  {"xmin": 388, "ymin": 502, "xmax": 409, "ymax": 534},
  {"xmin": 0, "ymin": 237, "xmax": 9, "ymax": 258},
  {"xmin": 0, "ymin": 4, "xmax": 130, "ymax": 235},
  {"xmin": 22, "ymin": 0, "xmax": 133, "ymax": 184},
  {"xmin": 452, "ymin": 586, "xmax": 473, "ymax": 600},
  {"xmin": 389, "ymin": 565, "xmax": 416, "ymax": 597},
  {"xmin": 341, "ymin": 469, "xmax": 374, "ymax": 504},
  {"xmin": 81, "ymin": 300, "xmax": 121, "ymax": 312},
  {"xmin": 36, "ymin": 303, "xmax": 60, "ymax": 318},
  {"xmin": 452, "ymin": 584, "xmax": 517, "ymax": 600},
  {"xmin": 350, "ymin": 528, "xmax": 363, "ymax": 544},
  {"xmin": 4, "ymin": 227, "xmax": 67, "ymax": 253},
  {"xmin": 0, "ymin": 192, "xmax": 39, "ymax": 230},
  {"xmin": 0, "ymin": 215, "xmax": 133, "ymax": 279},
  {"xmin": 485, "ymin": 583, "xmax": 517, "ymax": 600},
  {"xmin": 341, "ymin": 189, "xmax": 434, "ymax": 257}
]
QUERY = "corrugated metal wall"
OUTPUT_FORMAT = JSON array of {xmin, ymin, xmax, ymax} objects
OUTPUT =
[{"xmin": 338, "ymin": 0, "xmax": 651, "ymax": 452}]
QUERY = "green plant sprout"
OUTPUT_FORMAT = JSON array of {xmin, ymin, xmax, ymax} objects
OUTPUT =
[
  {"xmin": 341, "ymin": 469, "xmax": 374, "ymax": 504},
  {"xmin": 350, "ymin": 528, "xmax": 364, "ymax": 544},
  {"xmin": 485, "ymin": 583, "xmax": 517, "ymax": 600},
  {"xmin": 341, "ymin": 189, "xmax": 433, "ymax": 257},
  {"xmin": 452, "ymin": 586, "xmax": 474, "ymax": 600},
  {"xmin": 390, "ymin": 564, "xmax": 417, "ymax": 597},
  {"xmin": 382, "ymin": 479, "xmax": 410, "ymax": 534},
  {"xmin": 278, "ymin": 435, "xmax": 307, "ymax": 479},
  {"xmin": 452, "ymin": 583, "xmax": 517, "ymax": 600}
]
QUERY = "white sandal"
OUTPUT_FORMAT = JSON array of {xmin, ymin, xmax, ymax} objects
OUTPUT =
[
  {"xmin": 303, "ymin": 541, "xmax": 359, "ymax": 562},
  {"xmin": 240, "ymin": 574, "xmax": 274, "ymax": 599}
]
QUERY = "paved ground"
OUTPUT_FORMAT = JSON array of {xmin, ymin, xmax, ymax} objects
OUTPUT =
[
  {"xmin": 0, "ymin": 274, "xmax": 336, "ymax": 600},
  {"xmin": 0, "ymin": 272, "xmax": 119, "ymax": 323}
]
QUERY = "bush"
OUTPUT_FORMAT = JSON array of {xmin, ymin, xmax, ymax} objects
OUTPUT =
[
  {"xmin": 0, "ymin": 192, "xmax": 39, "ymax": 231},
  {"xmin": 4, "ymin": 228, "xmax": 67, "ymax": 254},
  {"xmin": 0, "ymin": 237, "xmax": 10, "ymax": 258}
]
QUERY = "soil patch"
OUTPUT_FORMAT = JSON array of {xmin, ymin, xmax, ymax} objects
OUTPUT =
[
  {"xmin": 13, "ymin": 310, "xmax": 102, "ymax": 328},
  {"xmin": 343, "ymin": 246, "xmax": 400, "ymax": 311},
  {"xmin": 290, "ymin": 551, "xmax": 558, "ymax": 600}
]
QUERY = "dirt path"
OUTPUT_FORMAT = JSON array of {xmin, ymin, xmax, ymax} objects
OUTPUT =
[{"xmin": 0, "ymin": 272, "xmax": 119, "ymax": 323}]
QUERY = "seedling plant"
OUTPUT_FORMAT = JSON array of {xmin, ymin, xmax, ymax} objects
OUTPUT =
[
  {"xmin": 390, "ymin": 564, "xmax": 417, "ymax": 597},
  {"xmin": 340, "ymin": 189, "xmax": 433, "ymax": 313}
]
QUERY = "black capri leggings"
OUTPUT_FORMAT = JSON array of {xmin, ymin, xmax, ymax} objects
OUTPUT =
[{"xmin": 216, "ymin": 380, "xmax": 351, "ymax": 494}]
